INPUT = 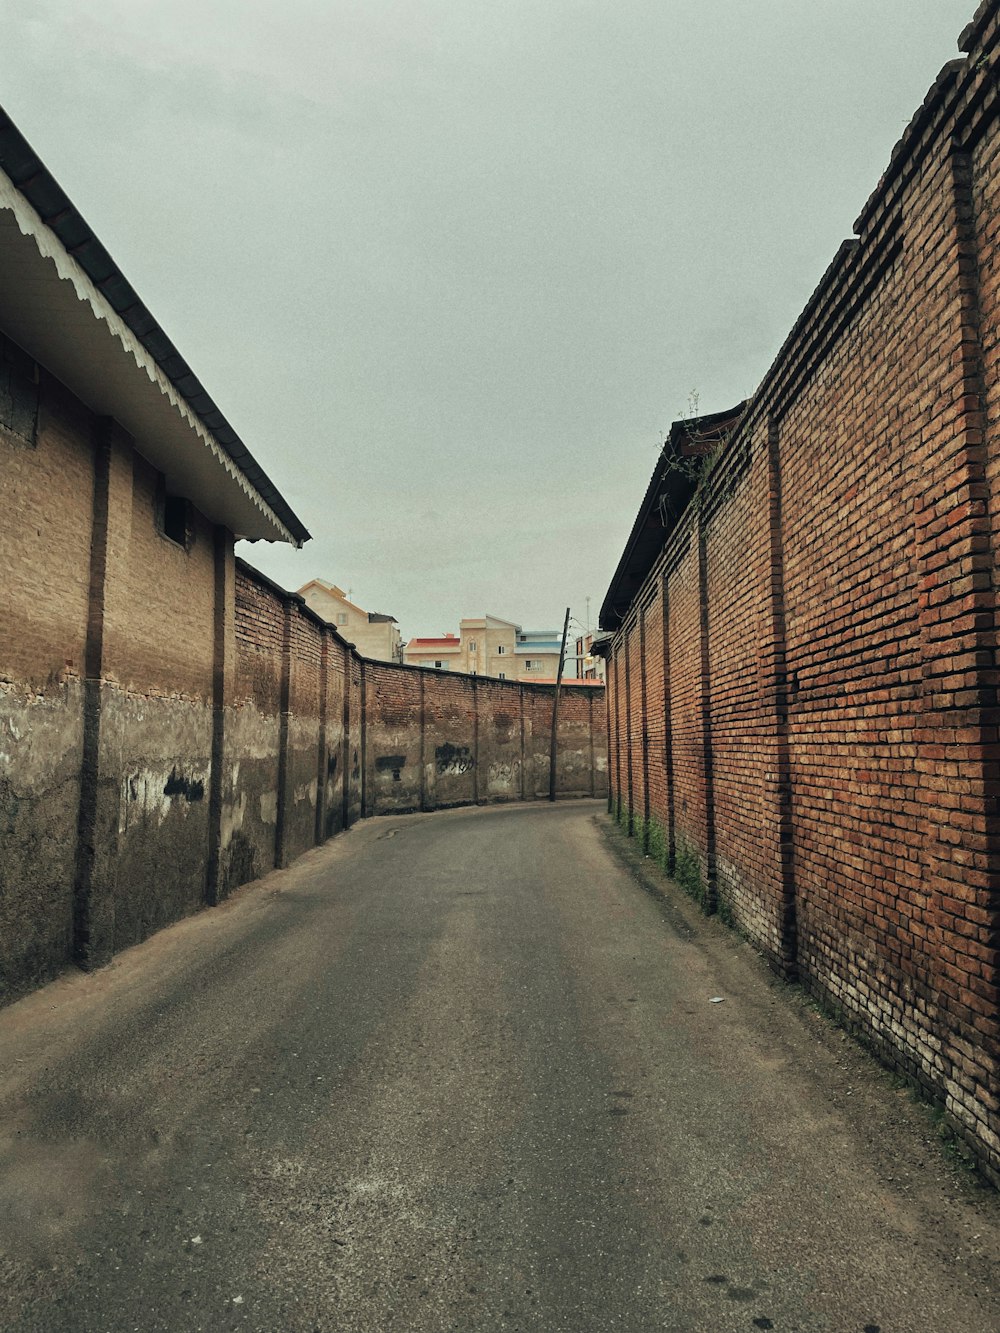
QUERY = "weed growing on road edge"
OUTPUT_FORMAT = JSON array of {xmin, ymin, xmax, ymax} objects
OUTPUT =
[
  {"xmin": 646, "ymin": 815, "xmax": 669, "ymax": 874},
  {"xmin": 632, "ymin": 813, "xmax": 648, "ymax": 850},
  {"xmin": 674, "ymin": 837, "xmax": 706, "ymax": 907},
  {"xmin": 599, "ymin": 811, "xmax": 999, "ymax": 1191},
  {"xmin": 613, "ymin": 804, "xmax": 711, "ymax": 916}
]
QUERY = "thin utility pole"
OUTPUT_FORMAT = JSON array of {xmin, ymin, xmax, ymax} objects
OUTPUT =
[{"xmin": 549, "ymin": 606, "xmax": 571, "ymax": 803}]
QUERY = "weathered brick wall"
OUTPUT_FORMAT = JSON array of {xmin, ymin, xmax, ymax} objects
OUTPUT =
[
  {"xmin": 322, "ymin": 638, "xmax": 348, "ymax": 839},
  {"xmin": 364, "ymin": 660, "xmax": 424, "ymax": 813},
  {"xmin": 358, "ymin": 654, "xmax": 607, "ymax": 816},
  {"xmin": 347, "ymin": 653, "xmax": 363, "ymax": 825},
  {"xmin": 704, "ymin": 427, "xmax": 784, "ymax": 953},
  {"xmin": 1, "ymin": 373, "xmax": 92, "ymax": 999},
  {"xmin": 643, "ymin": 580, "xmax": 668, "ymax": 867},
  {"xmin": 108, "ymin": 452, "xmax": 217, "ymax": 950},
  {"xmin": 229, "ymin": 563, "xmax": 285, "ymax": 890},
  {"xmin": 604, "ymin": 4, "xmax": 1000, "ymax": 1180},
  {"xmin": 666, "ymin": 527, "xmax": 711, "ymax": 901},
  {"xmin": 477, "ymin": 678, "xmax": 524, "ymax": 800},
  {"xmin": 2, "ymin": 370, "xmax": 225, "ymax": 995},
  {"xmin": 284, "ymin": 607, "xmax": 324, "ymax": 863},
  {"xmin": 624, "ymin": 611, "xmax": 645, "ymax": 837},
  {"xmin": 422, "ymin": 670, "xmax": 478, "ymax": 807},
  {"xmin": 230, "ymin": 559, "xmax": 607, "ymax": 829},
  {"xmin": 521, "ymin": 686, "xmax": 547, "ymax": 798},
  {"xmin": 1, "ymin": 299, "xmax": 609, "ymax": 1014}
]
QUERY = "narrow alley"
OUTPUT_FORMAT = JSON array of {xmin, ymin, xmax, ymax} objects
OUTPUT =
[{"xmin": 1, "ymin": 801, "xmax": 998, "ymax": 1332}]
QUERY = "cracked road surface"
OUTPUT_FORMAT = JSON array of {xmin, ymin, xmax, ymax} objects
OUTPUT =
[{"xmin": 1, "ymin": 801, "xmax": 999, "ymax": 1331}]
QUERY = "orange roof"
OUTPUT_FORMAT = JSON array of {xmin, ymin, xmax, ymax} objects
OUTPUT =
[{"xmin": 531, "ymin": 677, "xmax": 604, "ymax": 687}]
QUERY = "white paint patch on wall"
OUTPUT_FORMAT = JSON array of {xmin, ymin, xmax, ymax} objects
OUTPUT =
[
  {"xmin": 221, "ymin": 790, "xmax": 248, "ymax": 850},
  {"xmin": 487, "ymin": 760, "xmax": 515, "ymax": 793},
  {"xmin": 119, "ymin": 762, "xmax": 209, "ymax": 834},
  {"xmin": 259, "ymin": 790, "xmax": 278, "ymax": 826}
]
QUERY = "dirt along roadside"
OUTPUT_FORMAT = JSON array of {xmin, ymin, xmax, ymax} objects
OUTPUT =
[{"xmin": 596, "ymin": 809, "xmax": 1000, "ymax": 1300}]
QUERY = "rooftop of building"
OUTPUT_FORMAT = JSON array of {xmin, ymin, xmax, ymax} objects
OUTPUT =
[
  {"xmin": 298, "ymin": 579, "xmax": 397, "ymax": 624},
  {"xmin": 406, "ymin": 635, "xmax": 461, "ymax": 648},
  {"xmin": 0, "ymin": 104, "xmax": 309, "ymax": 547},
  {"xmin": 599, "ymin": 402, "xmax": 747, "ymax": 630}
]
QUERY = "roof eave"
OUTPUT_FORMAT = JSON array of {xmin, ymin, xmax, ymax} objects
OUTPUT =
[{"xmin": 0, "ymin": 109, "xmax": 309, "ymax": 546}]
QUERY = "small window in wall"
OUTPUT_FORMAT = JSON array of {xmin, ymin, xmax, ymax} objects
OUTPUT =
[
  {"xmin": 468, "ymin": 640, "xmax": 477, "ymax": 651},
  {"xmin": 162, "ymin": 494, "xmax": 190, "ymax": 547},
  {"xmin": 337, "ymin": 613, "xmax": 348, "ymax": 625},
  {"xmin": 497, "ymin": 645, "xmax": 506, "ymax": 655},
  {"xmin": 0, "ymin": 337, "xmax": 39, "ymax": 446},
  {"xmin": 498, "ymin": 671, "xmax": 506, "ymax": 680},
  {"xmin": 434, "ymin": 660, "xmax": 448, "ymax": 670}
]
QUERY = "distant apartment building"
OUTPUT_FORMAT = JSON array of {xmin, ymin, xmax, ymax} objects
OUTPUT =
[
  {"xmin": 404, "ymin": 632, "xmax": 465, "ymax": 673},
  {"xmin": 572, "ymin": 632, "xmax": 606, "ymax": 683},
  {"xmin": 404, "ymin": 615, "xmax": 569, "ymax": 682},
  {"xmin": 514, "ymin": 627, "xmax": 563, "ymax": 680},
  {"xmin": 297, "ymin": 579, "xmax": 403, "ymax": 663}
]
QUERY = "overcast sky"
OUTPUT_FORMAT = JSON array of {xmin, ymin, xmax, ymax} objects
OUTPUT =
[{"xmin": 0, "ymin": 0, "xmax": 977, "ymax": 639}]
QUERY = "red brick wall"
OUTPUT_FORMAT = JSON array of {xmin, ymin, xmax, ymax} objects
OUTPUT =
[
  {"xmin": 322, "ymin": 637, "xmax": 348, "ymax": 838},
  {"xmin": 284, "ymin": 606, "xmax": 324, "ymax": 862},
  {"xmin": 704, "ymin": 428, "xmax": 786, "ymax": 955},
  {"xmin": 604, "ymin": 7, "xmax": 1000, "ymax": 1180},
  {"xmin": 665, "ymin": 528, "xmax": 711, "ymax": 899},
  {"xmin": 625, "ymin": 610, "xmax": 646, "ymax": 838},
  {"xmin": 2, "ymin": 371, "xmax": 227, "ymax": 986},
  {"xmin": 347, "ymin": 653, "xmax": 363, "ymax": 824},
  {"xmin": 643, "ymin": 581, "xmax": 668, "ymax": 860},
  {"xmin": 111, "ymin": 452, "xmax": 215, "ymax": 699}
]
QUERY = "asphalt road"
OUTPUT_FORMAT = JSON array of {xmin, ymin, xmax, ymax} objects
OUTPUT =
[{"xmin": 1, "ymin": 801, "xmax": 999, "ymax": 1332}]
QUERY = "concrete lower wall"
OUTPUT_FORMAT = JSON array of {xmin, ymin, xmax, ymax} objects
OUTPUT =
[
  {"xmin": 0, "ymin": 679, "xmax": 83, "ymax": 1000},
  {"xmin": 108, "ymin": 688, "xmax": 213, "ymax": 951}
]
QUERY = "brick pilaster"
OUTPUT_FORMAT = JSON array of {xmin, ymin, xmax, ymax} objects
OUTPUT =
[
  {"xmin": 763, "ymin": 419, "xmax": 797, "ymax": 976},
  {"xmin": 912, "ymin": 149, "xmax": 1000, "ymax": 1159},
  {"xmin": 73, "ymin": 418, "xmax": 133, "ymax": 968},
  {"xmin": 205, "ymin": 525, "xmax": 236, "ymax": 904},
  {"xmin": 660, "ymin": 571, "xmax": 676, "ymax": 873},
  {"xmin": 639, "ymin": 602, "xmax": 651, "ymax": 850},
  {"xmin": 274, "ymin": 597, "xmax": 294, "ymax": 868},
  {"xmin": 696, "ymin": 515, "xmax": 718, "ymax": 912}
]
